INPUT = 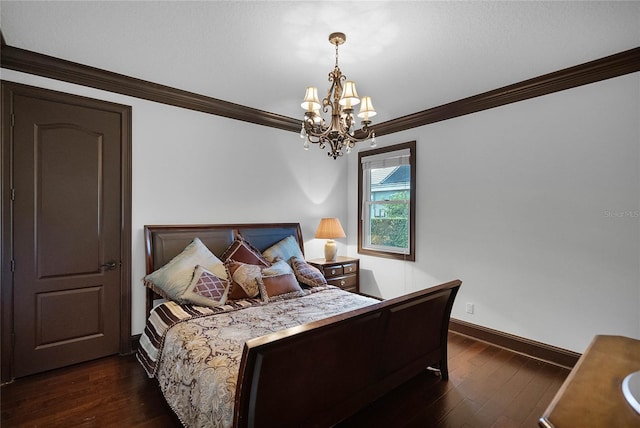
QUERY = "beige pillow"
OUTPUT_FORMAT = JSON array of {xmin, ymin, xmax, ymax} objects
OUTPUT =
[
  {"xmin": 143, "ymin": 237, "xmax": 226, "ymax": 301},
  {"xmin": 225, "ymin": 259, "xmax": 262, "ymax": 299}
]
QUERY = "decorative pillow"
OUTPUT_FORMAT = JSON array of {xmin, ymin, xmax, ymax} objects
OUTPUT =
[
  {"xmin": 258, "ymin": 272, "xmax": 304, "ymax": 302},
  {"xmin": 143, "ymin": 237, "xmax": 226, "ymax": 301},
  {"xmin": 261, "ymin": 259, "xmax": 294, "ymax": 276},
  {"xmin": 290, "ymin": 256, "xmax": 327, "ymax": 287},
  {"xmin": 262, "ymin": 235, "xmax": 304, "ymax": 263},
  {"xmin": 180, "ymin": 265, "xmax": 229, "ymax": 308},
  {"xmin": 225, "ymin": 259, "xmax": 262, "ymax": 299},
  {"xmin": 222, "ymin": 236, "xmax": 270, "ymax": 267}
]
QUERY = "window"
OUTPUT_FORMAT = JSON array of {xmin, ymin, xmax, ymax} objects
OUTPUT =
[{"xmin": 358, "ymin": 141, "xmax": 416, "ymax": 261}]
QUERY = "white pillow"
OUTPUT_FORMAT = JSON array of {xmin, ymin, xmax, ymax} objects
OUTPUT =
[{"xmin": 143, "ymin": 237, "xmax": 226, "ymax": 301}]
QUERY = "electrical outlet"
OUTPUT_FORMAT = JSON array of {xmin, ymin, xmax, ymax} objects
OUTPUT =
[{"xmin": 466, "ymin": 303, "xmax": 474, "ymax": 314}]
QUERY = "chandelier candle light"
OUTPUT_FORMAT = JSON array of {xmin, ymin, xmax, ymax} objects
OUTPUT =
[
  {"xmin": 315, "ymin": 217, "xmax": 346, "ymax": 262},
  {"xmin": 300, "ymin": 32, "xmax": 377, "ymax": 159}
]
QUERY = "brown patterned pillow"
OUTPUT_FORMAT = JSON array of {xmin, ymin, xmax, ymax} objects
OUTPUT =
[
  {"xmin": 258, "ymin": 272, "xmax": 304, "ymax": 302},
  {"xmin": 290, "ymin": 256, "xmax": 327, "ymax": 287},
  {"xmin": 225, "ymin": 259, "xmax": 262, "ymax": 299},
  {"xmin": 221, "ymin": 236, "xmax": 270, "ymax": 267},
  {"xmin": 181, "ymin": 265, "xmax": 229, "ymax": 308}
]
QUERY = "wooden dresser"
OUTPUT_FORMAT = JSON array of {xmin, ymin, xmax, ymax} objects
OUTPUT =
[
  {"xmin": 539, "ymin": 335, "xmax": 640, "ymax": 428},
  {"xmin": 307, "ymin": 256, "xmax": 359, "ymax": 293}
]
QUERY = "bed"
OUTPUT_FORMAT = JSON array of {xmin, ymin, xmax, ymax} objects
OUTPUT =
[{"xmin": 137, "ymin": 223, "xmax": 461, "ymax": 428}]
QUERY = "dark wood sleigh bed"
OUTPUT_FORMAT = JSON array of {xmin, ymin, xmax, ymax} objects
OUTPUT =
[{"xmin": 142, "ymin": 223, "xmax": 461, "ymax": 428}]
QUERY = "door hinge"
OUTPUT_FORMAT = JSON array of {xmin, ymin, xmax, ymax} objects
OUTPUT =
[
  {"xmin": 11, "ymin": 113, "xmax": 15, "ymax": 127},
  {"xmin": 10, "ymin": 259, "xmax": 15, "ymax": 272},
  {"xmin": 10, "ymin": 188, "xmax": 15, "ymax": 201}
]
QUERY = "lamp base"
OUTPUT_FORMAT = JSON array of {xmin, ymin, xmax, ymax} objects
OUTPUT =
[{"xmin": 324, "ymin": 239, "xmax": 337, "ymax": 262}]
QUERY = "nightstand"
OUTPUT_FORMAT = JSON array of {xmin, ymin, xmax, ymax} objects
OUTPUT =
[{"xmin": 307, "ymin": 256, "xmax": 359, "ymax": 293}]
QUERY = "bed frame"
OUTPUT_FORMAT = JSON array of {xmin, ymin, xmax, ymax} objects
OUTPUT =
[
  {"xmin": 144, "ymin": 223, "xmax": 305, "ymax": 316},
  {"xmin": 144, "ymin": 223, "xmax": 461, "ymax": 428}
]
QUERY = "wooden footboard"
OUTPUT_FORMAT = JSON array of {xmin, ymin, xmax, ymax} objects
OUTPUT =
[{"xmin": 234, "ymin": 279, "xmax": 461, "ymax": 428}]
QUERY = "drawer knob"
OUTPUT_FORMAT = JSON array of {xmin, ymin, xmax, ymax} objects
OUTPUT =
[
  {"xmin": 340, "ymin": 280, "xmax": 346, "ymax": 286},
  {"xmin": 331, "ymin": 269, "xmax": 336, "ymax": 275}
]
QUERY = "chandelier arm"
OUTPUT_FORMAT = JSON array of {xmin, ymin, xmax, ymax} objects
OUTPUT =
[
  {"xmin": 304, "ymin": 122, "xmax": 332, "ymax": 139},
  {"xmin": 304, "ymin": 113, "xmax": 373, "ymax": 140},
  {"xmin": 345, "ymin": 127, "xmax": 374, "ymax": 143},
  {"xmin": 300, "ymin": 32, "xmax": 376, "ymax": 160},
  {"xmin": 304, "ymin": 116, "xmax": 374, "ymax": 140}
]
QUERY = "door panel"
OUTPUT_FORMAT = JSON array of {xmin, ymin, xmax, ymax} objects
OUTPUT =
[
  {"xmin": 36, "ymin": 286, "xmax": 104, "ymax": 346},
  {"xmin": 37, "ymin": 125, "xmax": 103, "ymax": 277},
  {"xmin": 12, "ymin": 92, "xmax": 122, "ymax": 377}
]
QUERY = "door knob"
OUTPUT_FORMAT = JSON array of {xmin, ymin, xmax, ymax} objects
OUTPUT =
[{"xmin": 100, "ymin": 260, "xmax": 118, "ymax": 271}]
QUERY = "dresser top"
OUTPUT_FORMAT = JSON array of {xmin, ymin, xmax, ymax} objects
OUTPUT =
[{"xmin": 306, "ymin": 256, "xmax": 359, "ymax": 265}]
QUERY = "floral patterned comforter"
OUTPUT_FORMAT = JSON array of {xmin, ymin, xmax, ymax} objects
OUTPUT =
[{"xmin": 142, "ymin": 286, "xmax": 379, "ymax": 428}]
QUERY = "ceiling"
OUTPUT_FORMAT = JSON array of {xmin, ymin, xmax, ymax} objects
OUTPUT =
[{"xmin": 1, "ymin": 1, "xmax": 638, "ymax": 125}]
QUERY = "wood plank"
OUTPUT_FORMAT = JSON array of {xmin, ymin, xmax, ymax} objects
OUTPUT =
[
  {"xmin": 540, "ymin": 335, "xmax": 640, "ymax": 427},
  {"xmin": 1, "ymin": 333, "xmax": 570, "ymax": 428},
  {"xmin": 1, "ymin": 354, "xmax": 181, "ymax": 427}
]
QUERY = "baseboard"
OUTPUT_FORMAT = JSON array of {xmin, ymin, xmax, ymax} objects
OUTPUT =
[
  {"xmin": 129, "ymin": 334, "xmax": 141, "ymax": 353},
  {"xmin": 449, "ymin": 318, "xmax": 580, "ymax": 369}
]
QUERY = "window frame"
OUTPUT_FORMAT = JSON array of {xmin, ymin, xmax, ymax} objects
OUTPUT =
[{"xmin": 358, "ymin": 141, "xmax": 416, "ymax": 261}]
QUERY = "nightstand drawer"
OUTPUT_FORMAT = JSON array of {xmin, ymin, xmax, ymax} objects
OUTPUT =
[
  {"xmin": 323, "ymin": 266, "xmax": 343, "ymax": 277},
  {"xmin": 327, "ymin": 274, "xmax": 357, "ymax": 290},
  {"xmin": 343, "ymin": 263, "xmax": 357, "ymax": 274},
  {"xmin": 306, "ymin": 257, "xmax": 359, "ymax": 294}
]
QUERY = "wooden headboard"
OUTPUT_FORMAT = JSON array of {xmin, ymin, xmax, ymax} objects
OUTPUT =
[{"xmin": 143, "ymin": 223, "xmax": 304, "ymax": 315}]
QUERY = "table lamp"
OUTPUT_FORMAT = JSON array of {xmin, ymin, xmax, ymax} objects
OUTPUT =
[{"xmin": 315, "ymin": 218, "xmax": 346, "ymax": 262}]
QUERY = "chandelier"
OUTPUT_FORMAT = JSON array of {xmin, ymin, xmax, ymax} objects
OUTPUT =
[{"xmin": 299, "ymin": 32, "xmax": 377, "ymax": 159}]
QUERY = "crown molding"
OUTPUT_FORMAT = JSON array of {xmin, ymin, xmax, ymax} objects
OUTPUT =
[
  {"xmin": 1, "ymin": 43, "xmax": 638, "ymax": 136},
  {"xmin": 373, "ymin": 47, "xmax": 640, "ymax": 136},
  {"xmin": 0, "ymin": 44, "xmax": 300, "ymax": 132}
]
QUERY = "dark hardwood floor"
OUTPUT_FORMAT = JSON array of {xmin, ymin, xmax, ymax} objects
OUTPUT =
[{"xmin": 1, "ymin": 332, "xmax": 569, "ymax": 427}]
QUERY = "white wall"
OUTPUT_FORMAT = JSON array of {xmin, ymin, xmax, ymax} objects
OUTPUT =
[
  {"xmin": 348, "ymin": 73, "xmax": 640, "ymax": 353},
  {"xmin": 1, "ymin": 69, "xmax": 349, "ymax": 334},
  {"xmin": 4, "ymin": 68, "xmax": 638, "ymax": 354}
]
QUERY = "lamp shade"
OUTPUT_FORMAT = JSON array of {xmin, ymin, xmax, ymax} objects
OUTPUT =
[
  {"xmin": 301, "ymin": 87, "xmax": 321, "ymax": 111},
  {"xmin": 357, "ymin": 96, "xmax": 377, "ymax": 120},
  {"xmin": 338, "ymin": 81, "xmax": 360, "ymax": 107},
  {"xmin": 315, "ymin": 218, "xmax": 346, "ymax": 239}
]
